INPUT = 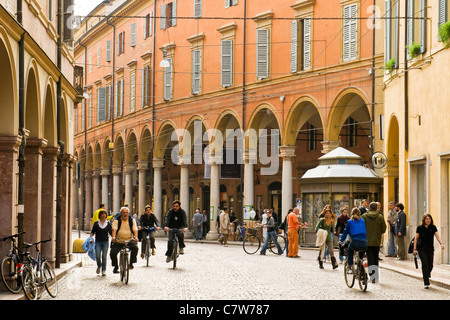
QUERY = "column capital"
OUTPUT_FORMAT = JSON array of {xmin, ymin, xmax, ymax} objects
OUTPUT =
[
  {"xmin": 321, "ymin": 140, "xmax": 340, "ymax": 154},
  {"xmin": 85, "ymin": 170, "xmax": 93, "ymax": 179},
  {"xmin": 26, "ymin": 138, "xmax": 48, "ymax": 154},
  {"xmin": 153, "ymin": 158, "xmax": 165, "ymax": 169},
  {"xmin": 42, "ymin": 146, "xmax": 60, "ymax": 161},
  {"xmin": 0, "ymin": 135, "xmax": 22, "ymax": 152},
  {"xmin": 92, "ymin": 169, "xmax": 101, "ymax": 177},
  {"xmin": 137, "ymin": 161, "xmax": 148, "ymax": 171},
  {"xmin": 279, "ymin": 145, "xmax": 296, "ymax": 159},
  {"xmin": 100, "ymin": 168, "xmax": 111, "ymax": 176},
  {"xmin": 112, "ymin": 165, "xmax": 122, "ymax": 175},
  {"xmin": 124, "ymin": 164, "xmax": 136, "ymax": 174}
]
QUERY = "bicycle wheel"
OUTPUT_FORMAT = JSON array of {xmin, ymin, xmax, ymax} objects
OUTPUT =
[
  {"xmin": 172, "ymin": 239, "xmax": 178, "ymax": 269},
  {"xmin": 357, "ymin": 261, "xmax": 368, "ymax": 292},
  {"xmin": 42, "ymin": 261, "xmax": 58, "ymax": 298},
  {"xmin": 268, "ymin": 235, "xmax": 286, "ymax": 254},
  {"xmin": 22, "ymin": 266, "xmax": 37, "ymax": 300},
  {"xmin": 121, "ymin": 253, "xmax": 129, "ymax": 284},
  {"xmin": 0, "ymin": 256, "xmax": 22, "ymax": 294},
  {"xmin": 343, "ymin": 259, "xmax": 355, "ymax": 288},
  {"xmin": 243, "ymin": 235, "xmax": 260, "ymax": 254},
  {"xmin": 145, "ymin": 239, "xmax": 150, "ymax": 267}
]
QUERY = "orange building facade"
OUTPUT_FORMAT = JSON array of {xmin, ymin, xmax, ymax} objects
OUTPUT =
[{"xmin": 74, "ymin": 0, "xmax": 385, "ymax": 242}]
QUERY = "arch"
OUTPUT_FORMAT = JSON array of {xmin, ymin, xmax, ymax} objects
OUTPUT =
[
  {"xmin": 102, "ymin": 137, "xmax": 113, "ymax": 168},
  {"xmin": 246, "ymin": 103, "xmax": 282, "ymax": 150},
  {"xmin": 113, "ymin": 134, "xmax": 125, "ymax": 166},
  {"xmin": 327, "ymin": 87, "xmax": 371, "ymax": 142},
  {"xmin": 183, "ymin": 115, "xmax": 209, "ymax": 162},
  {"xmin": 284, "ymin": 95, "xmax": 324, "ymax": 146},
  {"xmin": 154, "ymin": 120, "xmax": 178, "ymax": 160},
  {"xmin": 86, "ymin": 143, "xmax": 94, "ymax": 171},
  {"xmin": 125, "ymin": 129, "xmax": 138, "ymax": 164},
  {"xmin": 59, "ymin": 92, "xmax": 70, "ymax": 149},
  {"xmin": 139, "ymin": 125, "xmax": 153, "ymax": 162},
  {"xmin": 24, "ymin": 62, "xmax": 41, "ymax": 139},
  {"xmin": 0, "ymin": 29, "xmax": 17, "ymax": 136},
  {"xmin": 93, "ymin": 141, "xmax": 102, "ymax": 170},
  {"xmin": 386, "ymin": 114, "xmax": 400, "ymax": 167},
  {"xmin": 43, "ymin": 82, "xmax": 57, "ymax": 147}
]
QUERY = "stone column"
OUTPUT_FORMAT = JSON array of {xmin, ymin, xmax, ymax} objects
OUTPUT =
[
  {"xmin": 206, "ymin": 157, "xmax": 220, "ymax": 240},
  {"xmin": 137, "ymin": 161, "xmax": 148, "ymax": 216},
  {"xmin": 92, "ymin": 169, "xmax": 101, "ymax": 214},
  {"xmin": 101, "ymin": 168, "xmax": 110, "ymax": 212},
  {"xmin": 0, "ymin": 136, "xmax": 22, "ymax": 259},
  {"xmin": 153, "ymin": 158, "xmax": 164, "ymax": 224},
  {"xmin": 243, "ymin": 149, "xmax": 257, "ymax": 215},
  {"xmin": 321, "ymin": 140, "xmax": 340, "ymax": 154},
  {"xmin": 179, "ymin": 160, "xmax": 190, "ymax": 220},
  {"xmin": 280, "ymin": 146, "xmax": 296, "ymax": 221},
  {"xmin": 84, "ymin": 170, "xmax": 93, "ymax": 229},
  {"xmin": 41, "ymin": 146, "xmax": 59, "ymax": 264},
  {"xmin": 59, "ymin": 154, "xmax": 74, "ymax": 263},
  {"xmin": 23, "ymin": 138, "xmax": 47, "ymax": 244},
  {"xmin": 124, "ymin": 164, "xmax": 135, "ymax": 215},
  {"xmin": 112, "ymin": 165, "xmax": 122, "ymax": 214}
]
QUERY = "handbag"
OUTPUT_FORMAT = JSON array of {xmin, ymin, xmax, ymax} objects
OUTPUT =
[{"xmin": 408, "ymin": 237, "xmax": 415, "ymax": 254}]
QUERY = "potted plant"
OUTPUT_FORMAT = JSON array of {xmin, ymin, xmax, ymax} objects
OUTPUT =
[
  {"xmin": 406, "ymin": 42, "xmax": 421, "ymax": 59},
  {"xmin": 439, "ymin": 21, "xmax": 450, "ymax": 48},
  {"xmin": 384, "ymin": 58, "xmax": 396, "ymax": 75}
]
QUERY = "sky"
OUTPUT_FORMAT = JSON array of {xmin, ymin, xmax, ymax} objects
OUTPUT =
[{"xmin": 74, "ymin": 0, "xmax": 104, "ymax": 17}]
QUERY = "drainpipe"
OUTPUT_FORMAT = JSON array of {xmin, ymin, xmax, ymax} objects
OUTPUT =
[
  {"xmin": 240, "ymin": 0, "xmax": 247, "ymax": 221},
  {"xmin": 371, "ymin": 0, "xmax": 376, "ymax": 156},
  {"xmin": 17, "ymin": 0, "xmax": 25, "ymax": 250},
  {"xmin": 78, "ymin": 39, "xmax": 87, "ymax": 231},
  {"xmin": 404, "ymin": 0, "xmax": 409, "ymax": 151}
]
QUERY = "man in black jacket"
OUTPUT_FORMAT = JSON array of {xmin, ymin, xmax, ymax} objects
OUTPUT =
[
  {"xmin": 164, "ymin": 200, "xmax": 188, "ymax": 262},
  {"xmin": 395, "ymin": 203, "xmax": 407, "ymax": 260}
]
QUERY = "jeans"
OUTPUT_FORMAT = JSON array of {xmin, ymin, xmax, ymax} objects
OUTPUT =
[
  {"xmin": 95, "ymin": 241, "xmax": 109, "ymax": 272},
  {"xmin": 347, "ymin": 239, "xmax": 367, "ymax": 266},
  {"xmin": 165, "ymin": 229, "xmax": 185, "ymax": 256},
  {"xmin": 260, "ymin": 230, "xmax": 283, "ymax": 254},
  {"xmin": 141, "ymin": 229, "xmax": 156, "ymax": 254},
  {"xmin": 388, "ymin": 231, "xmax": 397, "ymax": 256}
]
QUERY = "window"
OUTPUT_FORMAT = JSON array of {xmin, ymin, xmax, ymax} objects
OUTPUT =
[
  {"xmin": 194, "ymin": 0, "xmax": 202, "ymax": 18},
  {"xmin": 406, "ymin": 0, "xmax": 427, "ymax": 57},
  {"xmin": 439, "ymin": 0, "xmax": 449, "ymax": 39},
  {"xmin": 225, "ymin": 0, "xmax": 238, "ymax": 8},
  {"xmin": 144, "ymin": 12, "xmax": 153, "ymax": 39},
  {"xmin": 221, "ymin": 39, "xmax": 233, "ymax": 88},
  {"xmin": 74, "ymin": 107, "xmax": 78, "ymax": 134},
  {"xmin": 97, "ymin": 47, "xmax": 101, "ymax": 68},
  {"xmin": 130, "ymin": 73, "xmax": 136, "ymax": 112},
  {"xmin": 106, "ymin": 40, "xmax": 112, "ymax": 62},
  {"xmin": 161, "ymin": 1, "xmax": 177, "ymax": 29},
  {"xmin": 88, "ymin": 94, "xmax": 92, "ymax": 128},
  {"xmin": 117, "ymin": 31, "xmax": 125, "ymax": 55},
  {"xmin": 343, "ymin": 3, "xmax": 358, "ymax": 62},
  {"xmin": 385, "ymin": 0, "xmax": 400, "ymax": 67},
  {"xmin": 97, "ymin": 87, "xmax": 107, "ymax": 123},
  {"xmin": 291, "ymin": 18, "xmax": 312, "ymax": 73},
  {"xmin": 142, "ymin": 65, "xmax": 151, "ymax": 107},
  {"xmin": 256, "ymin": 28, "xmax": 269, "ymax": 80},
  {"xmin": 163, "ymin": 53, "xmax": 173, "ymax": 100},
  {"xmin": 115, "ymin": 79, "xmax": 124, "ymax": 116},
  {"xmin": 130, "ymin": 23, "xmax": 137, "ymax": 47},
  {"xmin": 192, "ymin": 49, "xmax": 202, "ymax": 94}
]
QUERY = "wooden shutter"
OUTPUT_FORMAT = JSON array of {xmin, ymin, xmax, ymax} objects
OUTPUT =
[
  {"xmin": 164, "ymin": 58, "xmax": 173, "ymax": 100},
  {"xmin": 98, "ymin": 87, "xmax": 107, "ymax": 122},
  {"xmin": 192, "ymin": 50, "xmax": 201, "ymax": 94},
  {"xmin": 343, "ymin": 4, "xmax": 357, "ymax": 62},
  {"xmin": 256, "ymin": 29, "xmax": 269, "ymax": 80},
  {"xmin": 161, "ymin": 4, "xmax": 166, "ymax": 29},
  {"xmin": 194, "ymin": 0, "xmax": 202, "ymax": 18},
  {"xmin": 130, "ymin": 23, "xmax": 136, "ymax": 47},
  {"xmin": 291, "ymin": 20, "xmax": 299, "ymax": 73},
  {"xmin": 303, "ymin": 18, "xmax": 311, "ymax": 70},
  {"xmin": 439, "ymin": 0, "xmax": 448, "ymax": 28},
  {"xmin": 232, "ymin": 0, "xmax": 238, "ymax": 5},
  {"xmin": 221, "ymin": 40, "xmax": 233, "ymax": 87},
  {"xmin": 106, "ymin": 40, "xmax": 111, "ymax": 62}
]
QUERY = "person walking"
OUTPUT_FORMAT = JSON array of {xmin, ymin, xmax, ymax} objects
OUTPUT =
[
  {"xmin": 335, "ymin": 206, "xmax": 350, "ymax": 263},
  {"xmin": 90, "ymin": 209, "xmax": 112, "ymax": 276},
  {"xmin": 218, "ymin": 208, "xmax": 230, "ymax": 246},
  {"xmin": 395, "ymin": 203, "xmax": 407, "ymax": 260},
  {"xmin": 287, "ymin": 208, "xmax": 301, "ymax": 258},
  {"xmin": 260, "ymin": 210, "xmax": 283, "ymax": 255},
  {"xmin": 138, "ymin": 205, "xmax": 160, "ymax": 257},
  {"xmin": 413, "ymin": 214, "xmax": 445, "ymax": 289},
  {"xmin": 316, "ymin": 209, "xmax": 338, "ymax": 269},
  {"xmin": 361, "ymin": 202, "xmax": 386, "ymax": 283},
  {"xmin": 192, "ymin": 208, "xmax": 203, "ymax": 241},
  {"xmin": 386, "ymin": 201, "xmax": 398, "ymax": 257}
]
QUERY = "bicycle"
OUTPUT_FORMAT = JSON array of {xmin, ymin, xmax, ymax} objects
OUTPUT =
[
  {"xmin": 119, "ymin": 240, "xmax": 132, "ymax": 284},
  {"xmin": 243, "ymin": 227, "xmax": 286, "ymax": 255},
  {"xmin": 341, "ymin": 241, "xmax": 368, "ymax": 292},
  {"xmin": 141, "ymin": 226, "xmax": 155, "ymax": 267},
  {"xmin": 168, "ymin": 228, "xmax": 183, "ymax": 269},
  {"xmin": 0, "ymin": 231, "xmax": 25, "ymax": 294},
  {"xmin": 21, "ymin": 239, "xmax": 58, "ymax": 300},
  {"xmin": 233, "ymin": 220, "xmax": 246, "ymax": 241}
]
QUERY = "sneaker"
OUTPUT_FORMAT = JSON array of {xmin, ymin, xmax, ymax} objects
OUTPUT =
[
  {"xmin": 179, "ymin": 248, "xmax": 184, "ymax": 254},
  {"xmin": 129, "ymin": 264, "xmax": 134, "ymax": 270},
  {"xmin": 96, "ymin": 267, "xmax": 101, "ymax": 274},
  {"xmin": 166, "ymin": 256, "xmax": 172, "ymax": 263},
  {"xmin": 113, "ymin": 267, "xmax": 119, "ymax": 274}
]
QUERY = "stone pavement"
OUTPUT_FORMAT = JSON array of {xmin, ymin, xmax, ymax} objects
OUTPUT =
[{"xmin": 0, "ymin": 231, "xmax": 448, "ymax": 301}]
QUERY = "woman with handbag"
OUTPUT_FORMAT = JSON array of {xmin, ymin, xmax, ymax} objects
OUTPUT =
[
  {"xmin": 413, "ymin": 214, "xmax": 445, "ymax": 289},
  {"xmin": 316, "ymin": 210, "xmax": 338, "ymax": 269}
]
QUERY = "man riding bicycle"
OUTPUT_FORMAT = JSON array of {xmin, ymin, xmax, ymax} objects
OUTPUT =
[
  {"xmin": 139, "ymin": 205, "xmax": 160, "ymax": 257},
  {"xmin": 340, "ymin": 207, "xmax": 367, "ymax": 271},
  {"xmin": 164, "ymin": 200, "xmax": 188, "ymax": 263},
  {"xmin": 110, "ymin": 207, "xmax": 139, "ymax": 273}
]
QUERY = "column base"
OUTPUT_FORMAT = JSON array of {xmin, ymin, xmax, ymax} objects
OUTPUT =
[{"xmin": 206, "ymin": 230, "xmax": 219, "ymax": 240}]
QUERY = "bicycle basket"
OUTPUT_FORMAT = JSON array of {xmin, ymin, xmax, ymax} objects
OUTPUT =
[{"xmin": 248, "ymin": 228, "xmax": 258, "ymax": 236}]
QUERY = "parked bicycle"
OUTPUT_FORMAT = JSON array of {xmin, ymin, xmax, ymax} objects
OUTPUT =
[
  {"xmin": 0, "ymin": 232, "xmax": 25, "ymax": 294},
  {"xmin": 233, "ymin": 220, "xmax": 246, "ymax": 241},
  {"xmin": 243, "ymin": 227, "xmax": 286, "ymax": 255},
  {"xmin": 21, "ymin": 239, "xmax": 58, "ymax": 300},
  {"xmin": 142, "ymin": 226, "xmax": 155, "ymax": 267},
  {"xmin": 119, "ymin": 240, "xmax": 132, "ymax": 284},
  {"xmin": 341, "ymin": 241, "xmax": 368, "ymax": 292}
]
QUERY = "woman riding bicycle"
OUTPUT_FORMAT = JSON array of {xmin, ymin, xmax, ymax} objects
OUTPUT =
[{"xmin": 340, "ymin": 207, "xmax": 367, "ymax": 271}]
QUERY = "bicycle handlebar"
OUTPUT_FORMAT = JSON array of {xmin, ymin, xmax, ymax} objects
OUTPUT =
[
  {"xmin": 142, "ymin": 226, "xmax": 156, "ymax": 232},
  {"xmin": 23, "ymin": 238, "xmax": 52, "ymax": 248},
  {"xmin": 0, "ymin": 231, "xmax": 25, "ymax": 242}
]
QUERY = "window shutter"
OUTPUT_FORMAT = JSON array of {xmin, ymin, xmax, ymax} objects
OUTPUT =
[
  {"xmin": 88, "ymin": 97, "xmax": 92, "ymax": 128},
  {"xmin": 407, "ymin": 0, "xmax": 414, "ymax": 47},
  {"xmin": 385, "ymin": 0, "xmax": 392, "ymax": 63},
  {"xmin": 130, "ymin": 73, "xmax": 135, "ymax": 112},
  {"xmin": 106, "ymin": 40, "xmax": 111, "ymax": 62},
  {"xmin": 221, "ymin": 40, "xmax": 233, "ymax": 87},
  {"xmin": 232, "ymin": 0, "xmax": 238, "ymax": 5},
  {"xmin": 172, "ymin": 0, "xmax": 177, "ymax": 26},
  {"xmin": 343, "ymin": 5, "xmax": 351, "ymax": 62},
  {"xmin": 225, "ymin": 0, "xmax": 230, "ymax": 8},
  {"xmin": 81, "ymin": 100, "xmax": 85, "ymax": 131},
  {"xmin": 194, "ymin": 0, "xmax": 202, "ymax": 18},
  {"xmin": 192, "ymin": 50, "xmax": 201, "ymax": 94},
  {"xmin": 343, "ymin": 4, "xmax": 357, "ymax": 62},
  {"xmin": 439, "ymin": 0, "xmax": 448, "ymax": 28},
  {"xmin": 256, "ymin": 28, "xmax": 269, "ymax": 80},
  {"xmin": 114, "ymin": 81, "xmax": 118, "ymax": 117},
  {"xmin": 107, "ymin": 85, "xmax": 111, "ymax": 120},
  {"xmin": 98, "ymin": 87, "xmax": 107, "ymax": 122},
  {"xmin": 120, "ymin": 79, "xmax": 124, "ymax": 115},
  {"xmin": 97, "ymin": 47, "xmax": 101, "ymax": 68},
  {"xmin": 142, "ymin": 68, "xmax": 146, "ymax": 107},
  {"xmin": 117, "ymin": 33, "xmax": 121, "ymax": 55},
  {"xmin": 149, "ymin": 12, "xmax": 153, "ymax": 36},
  {"xmin": 164, "ymin": 58, "xmax": 173, "ymax": 100},
  {"xmin": 161, "ymin": 4, "xmax": 166, "ymax": 29},
  {"xmin": 394, "ymin": 0, "xmax": 400, "ymax": 67},
  {"xmin": 419, "ymin": 0, "xmax": 426, "ymax": 53},
  {"xmin": 131, "ymin": 23, "xmax": 136, "ymax": 47},
  {"xmin": 303, "ymin": 18, "xmax": 311, "ymax": 70},
  {"xmin": 290, "ymin": 20, "xmax": 299, "ymax": 73}
]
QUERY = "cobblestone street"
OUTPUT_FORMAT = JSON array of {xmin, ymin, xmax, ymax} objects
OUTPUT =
[{"xmin": 42, "ymin": 238, "xmax": 449, "ymax": 301}]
